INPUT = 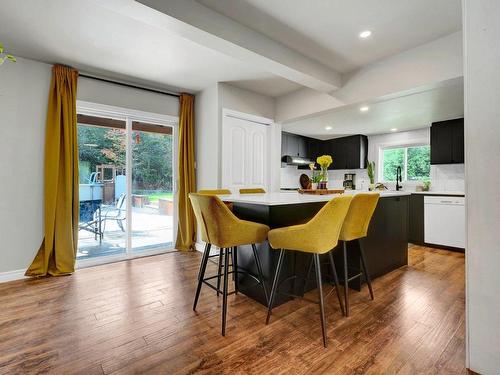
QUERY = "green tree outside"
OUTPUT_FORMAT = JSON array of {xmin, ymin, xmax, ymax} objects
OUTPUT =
[
  {"xmin": 382, "ymin": 145, "xmax": 430, "ymax": 181},
  {"xmin": 383, "ymin": 148, "xmax": 404, "ymax": 181},
  {"xmin": 78, "ymin": 125, "xmax": 173, "ymax": 193}
]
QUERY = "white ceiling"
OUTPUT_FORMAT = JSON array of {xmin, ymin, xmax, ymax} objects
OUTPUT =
[
  {"xmin": 283, "ymin": 81, "xmax": 464, "ymax": 139},
  {"xmin": 0, "ymin": 0, "xmax": 300, "ymax": 96},
  {"xmin": 198, "ymin": 0, "xmax": 462, "ymax": 73}
]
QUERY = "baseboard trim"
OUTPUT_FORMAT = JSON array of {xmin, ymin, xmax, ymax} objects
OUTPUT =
[
  {"xmin": 195, "ymin": 242, "xmax": 205, "ymax": 252},
  {"xmin": 195, "ymin": 242, "xmax": 220, "ymax": 256},
  {"xmin": 0, "ymin": 269, "xmax": 27, "ymax": 283}
]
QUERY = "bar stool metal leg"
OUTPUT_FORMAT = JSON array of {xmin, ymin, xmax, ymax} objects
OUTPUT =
[
  {"xmin": 266, "ymin": 249, "xmax": 285, "ymax": 324},
  {"xmin": 303, "ymin": 256, "xmax": 314, "ymax": 296},
  {"xmin": 252, "ymin": 243, "xmax": 269, "ymax": 304},
  {"xmin": 222, "ymin": 247, "xmax": 230, "ymax": 336},
  {"xmin": 328, "ymin": 251, "xmax": 346, "ymax": 316},
  {"xmin": 343, "ymin": 241, "xmax": 350, "ymax": 317},
  {"xmin": 197, "ymin": 243, "xmax": 211, "ymax": 281},
  {"xmin": 314, "ymin": 254, "xmax": 327, "ymax": 348},
  {"xmin": 193, "ymin": 243, "xmax": 211, "ymax": 311},
  {"xmin": 233, "ymin": 246, "xmax": 239, "ymax": 295},
  {"xmin": 217, "ymin": 248, "xmax": 223, "ymax": 297},
  {"xmin": 358, "ymin": 240, "xmax": 374, "ymax": 300}
]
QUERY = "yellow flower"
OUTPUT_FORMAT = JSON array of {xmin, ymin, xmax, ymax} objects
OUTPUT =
[
  {"xmin": 316, "ymin": 155, "xmax": 333, "ymax": 168},
  {"xmin": 308, "ymin": 163, "xmax": 316, "ymax": 171}
]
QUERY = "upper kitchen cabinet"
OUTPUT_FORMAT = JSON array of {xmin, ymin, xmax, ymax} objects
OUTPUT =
[
  {"xmin": 281, "ymin": 131, "xmax": 308, "ymax": 158},
  {"xmin": 430, "ymin": 118, "xmax": 464, "ymax": 164},
  {"xmin": 282, "ymin": 132, "xmax": 368, "ymax": 169},
  {"xmin": 322, "ymin": 135, "xmax": 368, "ymax": 170}
]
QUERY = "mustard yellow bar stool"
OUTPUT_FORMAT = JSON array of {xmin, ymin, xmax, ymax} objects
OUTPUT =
[
  {"xmin": 198, "ymin": 189, "xmax": 231, "ymax": 195},
  {"xmin": 189, "ymin": 193, "xmax": 270, "ymax": 336},
  {"xmin": 197, "ymin": 189, "xmax": 233, "ymax": 292},
  {"xmin": 266, "ymin": 195, "xmax": 353, "ymax": 347},
  {"xmin": 239, "ymin": 188, "xmax": 266, "ymax": 194},
  {"xmin": 339, "ymin": 193, "xmax": 380, "ymax": 316}
]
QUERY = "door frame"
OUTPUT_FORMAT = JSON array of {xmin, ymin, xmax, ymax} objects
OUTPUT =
[{"xmin": 76, "ymin": 100, "xmax": 179, "ymax": 269}]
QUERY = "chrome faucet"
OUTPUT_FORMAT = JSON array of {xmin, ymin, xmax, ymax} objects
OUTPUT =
[{"xmin": 396, "ymin": 166, "xmax": 402, "ymax": 191}]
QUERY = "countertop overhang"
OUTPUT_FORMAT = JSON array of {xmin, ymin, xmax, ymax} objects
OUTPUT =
[
  {"xmin": 411, "ymin": 191, "xmax": 465, "ymax": 196},
  {"xmin": 217, "ymin": 190, "xmax": 410, "ymax": 206}
]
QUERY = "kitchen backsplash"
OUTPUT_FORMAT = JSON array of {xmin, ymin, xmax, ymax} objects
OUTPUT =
[
  {"xmin": 430, "ymin": 164, "xmax": 465, "ymax": 192},
  {"xmin": 280, "ymin": 165, "xmax": 369, "ymax": 190},
  {"xmin": 280, "ymin": 164, "xmax": 465, "ymax": 192}
]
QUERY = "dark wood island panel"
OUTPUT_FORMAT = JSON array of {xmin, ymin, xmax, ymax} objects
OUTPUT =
[{"xmin": 231, "ymin": 195, "xmax": 409, "ymax": 306}]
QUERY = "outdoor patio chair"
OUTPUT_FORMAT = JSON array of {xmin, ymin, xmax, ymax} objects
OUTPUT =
[{"xmin": 99, "ymin": 193, "xmax": 127, "ymax": 234}]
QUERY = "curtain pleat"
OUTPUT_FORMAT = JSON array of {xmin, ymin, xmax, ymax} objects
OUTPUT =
[
  {"xmin": 26, "ymin": 65, "xmax": 79, "ymax": 276},
  {"xmin": 175, "ymin": 93, "xmax": 197, "ymax": 251}
]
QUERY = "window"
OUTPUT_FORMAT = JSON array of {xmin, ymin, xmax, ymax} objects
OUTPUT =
[{"xmin": 381, "ymin": 145, "xmax": 430, "ymax": 181}]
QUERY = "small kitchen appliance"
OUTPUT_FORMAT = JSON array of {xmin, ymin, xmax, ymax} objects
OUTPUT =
[{"xmin": 343, "ymin": 173, "xmax": 356, "ymax": 190}]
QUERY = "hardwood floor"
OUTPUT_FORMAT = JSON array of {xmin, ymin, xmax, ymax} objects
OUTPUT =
[{"xmin": 0, "ymin": 245, "xmax": 467, "ymax": 374}]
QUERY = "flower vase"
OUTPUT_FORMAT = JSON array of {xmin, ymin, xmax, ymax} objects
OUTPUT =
[
  {"xmin": 311, "ymin": 182, "xmax": 318, "ymax": 190},
  {"xmin": 319, "ymin": 166, "xmax": 329, "ymax": 189}
]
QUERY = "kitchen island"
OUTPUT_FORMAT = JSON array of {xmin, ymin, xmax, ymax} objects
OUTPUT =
[{"xmin": 219, "ymin": 191, "xmax": 410, "ymax": 306}]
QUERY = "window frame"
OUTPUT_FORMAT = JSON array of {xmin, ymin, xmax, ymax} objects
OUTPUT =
[{"xmin": 378, "ymin": 142, "xmax": 430, "ymax": 182}]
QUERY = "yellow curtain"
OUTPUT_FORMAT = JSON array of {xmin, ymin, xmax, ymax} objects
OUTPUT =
[
  {"xmin": 175, "ymin": 93, "xmax": 197, "ymax": 251},
  {"xmin": 26, "ymin": 65, "xmax": 79, "ymax": 277}
]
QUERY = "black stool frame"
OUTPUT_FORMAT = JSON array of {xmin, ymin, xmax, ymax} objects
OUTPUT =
[
  {"xmin": 266, "ymin": 249, "xmax": 344, "ymax": 348},
  {"xmin": 193, "ymin": 244, "xmax": 269, "ymax": 336}
]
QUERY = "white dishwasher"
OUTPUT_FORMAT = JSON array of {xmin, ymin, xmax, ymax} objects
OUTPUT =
[{"xmin": 424, "ymin": 196, "xmax": 465, "ymax": 248}]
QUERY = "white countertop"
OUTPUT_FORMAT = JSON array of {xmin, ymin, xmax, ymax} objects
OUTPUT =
[
  {"xmin": 411, "ymin": 191, "xmax": 465, "ymax": 196},
  {"xmin": 218, "ymin": 190, "xmax": 410, "ymax": 206}
]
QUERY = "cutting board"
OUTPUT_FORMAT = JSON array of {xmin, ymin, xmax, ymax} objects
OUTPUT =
[{"xmin": 298, "ymin": 189, "xmax": 345, "ymax": 195}]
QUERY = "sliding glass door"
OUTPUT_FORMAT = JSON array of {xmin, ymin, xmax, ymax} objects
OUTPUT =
[
  {"xmin": 131, "ymin": 121, "xmax": 174, "ymax": 252},
  {"xmin": 76, "ymin": 103, "xmax": 177, "ymax": 263},
  {"xmin": 77, "ymin": 117, "xmax": 127, "ymax": 259}
]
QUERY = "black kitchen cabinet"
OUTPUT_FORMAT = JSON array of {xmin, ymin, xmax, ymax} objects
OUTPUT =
[
  {"xmin": 430, "ymin": 118, "xmax": 464, "ymax": 164},
  {"xmin": 345, "ymin": 135, "xmax": 368, "ymax": 169},
  {"xmin": 320, "ymin": 135, "xmax": 368, "ymax": 170},
  {"xmin": 282, "ymin": 132, "xmax": 368, "ymax": 170},
  {"xmin": 282, "ymin": 132, "xmax": 308, "ymax": 158},
  {"xmin": 408, "ymin": 194, "xmax": 425, "ymax": 244}
]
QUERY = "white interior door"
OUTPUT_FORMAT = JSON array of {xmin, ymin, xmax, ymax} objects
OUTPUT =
[{"xmin": 222, "ymin": 112, "xmax": 270, "ymax": 192}]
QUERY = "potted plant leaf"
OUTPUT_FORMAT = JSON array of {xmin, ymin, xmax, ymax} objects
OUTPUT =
[
  {"xmin": 0, "ymin": 42, "xmax": 16, "ymax": 66},
  {"xmin": 367, "ymin": 161, "xmax": 376, "ymax": 191},
  {"xmin": 309, "ymin": 163, "xmax": 322, "ymax": 189}
]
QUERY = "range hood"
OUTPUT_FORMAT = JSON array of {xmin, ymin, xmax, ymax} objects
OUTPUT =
[{"xmin": 281, "ymin": 155, "xmax": 313, "ymax": 166}]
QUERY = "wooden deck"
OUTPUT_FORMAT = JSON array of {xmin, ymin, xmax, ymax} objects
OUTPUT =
[{"xmin": 0, "ymin": 245, "xmax": 468, "ymax": 374}]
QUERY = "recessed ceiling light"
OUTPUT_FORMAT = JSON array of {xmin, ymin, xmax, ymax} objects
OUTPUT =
[
  {"xmin": 390, "ymin": 128, "xmax": 398, "ymax": 132},
  {"xmin": 360, "ymin": 106, "xmax": 369, "ymax": 112},
  {"xmin": 325, "ymin": 126, "xmax": 332, "ymax": 130},
  {"xmin": 359, "ymin": 30, "xmax": 372, "ymax": 39}
]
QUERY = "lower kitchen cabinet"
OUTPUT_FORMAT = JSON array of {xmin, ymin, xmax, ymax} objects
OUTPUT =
[{"xmin": 409, "ymin": 194, "xmax": 425, "ymax": 244}]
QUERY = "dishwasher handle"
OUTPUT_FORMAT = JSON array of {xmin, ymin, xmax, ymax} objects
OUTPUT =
[{"xmin": 424, "ymin": 196, "xmax": 465, "ymax": 205}]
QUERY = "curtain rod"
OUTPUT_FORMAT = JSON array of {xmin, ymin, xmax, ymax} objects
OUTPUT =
[{"xmin": 79, "ymin": 73, "xmax": 181, "ymax": 98}]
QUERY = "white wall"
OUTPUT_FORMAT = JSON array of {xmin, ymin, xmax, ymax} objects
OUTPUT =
[
  {"xmin": 0, "ymin": 57, "xmax": 181, "ymax": 278},
  {"xmin": 219, "ymin": 83, "xmax": 275, "ymax": 120},
  {"xmin": 195, "ymin": 83, "xmax": 221, "ymax": 190},
  {"xmin": 0, "ymin": 57, "xmax": 51, "ymax": 275},
  {"xmin": 195, "ymin": 83, "xmax": 277, "ymax": 191},
  {"xmin": 464, "ymin": 0, "xmax": 500, "ymax": 373}
]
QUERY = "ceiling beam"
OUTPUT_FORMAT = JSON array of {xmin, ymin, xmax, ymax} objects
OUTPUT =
[
  {"xmin": 276, "ymin": 32, "xmax": 463, "ymax": 123},
  {"xmin": 99, "ymin": 0, "xmax": 341, "ymax": 92}
]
